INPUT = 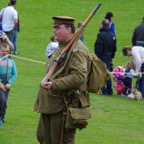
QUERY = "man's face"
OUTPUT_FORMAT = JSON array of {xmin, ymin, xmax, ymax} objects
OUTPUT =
[
  {"xmin": 100, "ymin": 23, "xmax": 103, "ymax": 29},
  {"xmin": 53, "ymin": 24, "xmax": 70, "ymax": 43},
  {"xmin": 127, "ymin": 50, "xmax": 132, "ymax": 56}
]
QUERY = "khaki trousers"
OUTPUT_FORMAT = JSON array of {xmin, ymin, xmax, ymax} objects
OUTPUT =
[{"xmin": 36, "ymin": 112, "xmax": 76, "ymax": 144}]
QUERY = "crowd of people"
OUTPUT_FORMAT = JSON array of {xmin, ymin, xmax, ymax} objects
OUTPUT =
[
  {"xmin": 33, "ymin": 10, "xmax": 144, "ymax": 143},
  {"xmin": 0, "ymin": 1, "xmax": 144, "ymax": 143},
  {"xmin": 93, "ymin": 11, "xmax": 144, "ymax": 100},
  {"xmin": 34, "ymin": 11, "xmax": 144, "ymax": 143}
]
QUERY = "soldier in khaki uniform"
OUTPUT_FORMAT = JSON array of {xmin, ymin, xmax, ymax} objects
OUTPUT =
[{"xmin": 34, "ymin": 16, "xmax": 91, "ymax": 144}]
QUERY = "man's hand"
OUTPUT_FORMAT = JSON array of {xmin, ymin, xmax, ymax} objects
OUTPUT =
[{"xmin": 40, "ymin": 81, "xmax": 53, "ymax": 90}]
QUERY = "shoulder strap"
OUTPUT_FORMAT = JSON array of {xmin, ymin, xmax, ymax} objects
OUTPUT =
[{"xmin": 50, "ymin": 40, "xmax": 78, "ymax": 80}]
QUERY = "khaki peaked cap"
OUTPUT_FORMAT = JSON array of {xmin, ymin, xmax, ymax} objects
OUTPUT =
[{"xmin": 52, "ymin": 16, "xmax": 76, "ymax": 26}]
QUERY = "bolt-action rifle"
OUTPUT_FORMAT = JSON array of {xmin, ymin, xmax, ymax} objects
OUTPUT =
[{"xmin": 40, "ymin": 3, "xmax": 102, "ymax": 88}]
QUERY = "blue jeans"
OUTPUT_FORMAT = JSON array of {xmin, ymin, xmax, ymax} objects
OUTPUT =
[
  {"xmin": 101, "ymin": 59, "xmax": 113, "ymax": 95},
  {"xmin": 138, "ymin": 63, "xmax": 144, "ymax": 98},
  {"xmin": 13, "ymin": 29, "xmax": 18, "ymax": 53},
  {"xmin": 5, "ymin": 29, "xmax": 14, "ymax": 43},
  {"xmin": 123, "ymin": 77, "xmax": 132, "ymax": 96},
  {"xmin": 0, "ymin": 88, "xmax": 9, "ymax": 120}
]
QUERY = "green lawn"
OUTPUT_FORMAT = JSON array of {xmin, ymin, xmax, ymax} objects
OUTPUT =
[{"xmin": 0, "ymin": 0, "xmax": 144, "ymax": 144}]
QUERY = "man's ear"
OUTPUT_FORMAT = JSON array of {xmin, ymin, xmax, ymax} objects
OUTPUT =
[{"xmin": 66, "ymin": 26, "xmax": 71, "ymax": 34}]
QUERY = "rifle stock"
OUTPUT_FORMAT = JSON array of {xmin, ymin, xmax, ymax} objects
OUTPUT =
[{"xmin": 40, "ymin": 3, "xmax": 102, "ymax": 86}]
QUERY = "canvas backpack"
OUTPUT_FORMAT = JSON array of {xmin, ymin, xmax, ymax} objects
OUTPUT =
[{"xmin": 87, "ymin": 53, "xmax": 110, "ymax": 93}]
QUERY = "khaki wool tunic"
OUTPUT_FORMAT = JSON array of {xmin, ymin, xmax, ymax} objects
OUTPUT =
[{"xmin": 34, "ymin": 40, "xmax": 91, "ymax": 114}]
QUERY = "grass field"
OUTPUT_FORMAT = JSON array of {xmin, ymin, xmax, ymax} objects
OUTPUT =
[{"xmin": 0, "ymin": 0, "xmax": 144, "ymax": 144}]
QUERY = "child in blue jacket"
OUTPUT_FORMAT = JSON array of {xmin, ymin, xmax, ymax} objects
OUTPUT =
[{"xmin": 0, "ymin": 42, "xmax": 17, "ymax": 126}]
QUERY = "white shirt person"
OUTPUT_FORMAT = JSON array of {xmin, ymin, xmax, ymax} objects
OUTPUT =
[{"xmin": 45, "ymin": 36, "xmax": 58, "ymax": 58}]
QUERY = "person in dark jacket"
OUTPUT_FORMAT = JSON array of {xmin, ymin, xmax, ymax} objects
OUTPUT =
[
  {"xmin": 132, "ymin": 17, "xmax": 144, "ymax": 47},
  {"xmin": 105, "ymin": 12, "xmax": 117, "ymax": 72},
  {"xmin": 94, "ymin": 19, "xmax": 117, "ymax": 95}
]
